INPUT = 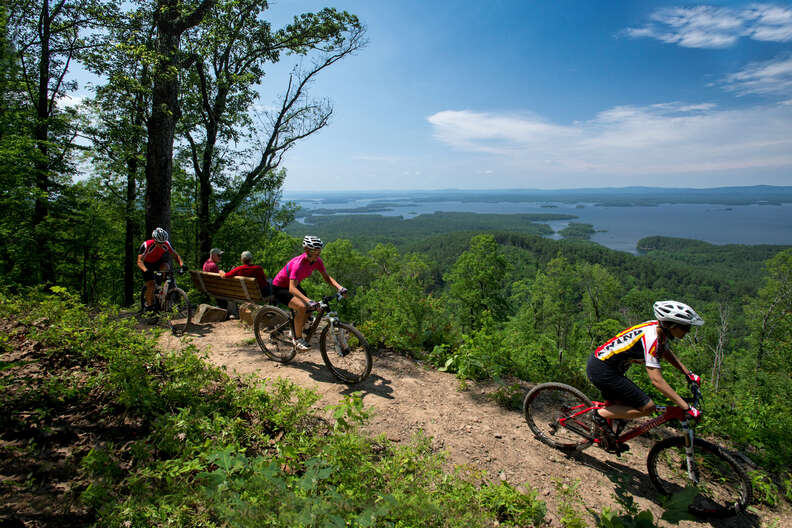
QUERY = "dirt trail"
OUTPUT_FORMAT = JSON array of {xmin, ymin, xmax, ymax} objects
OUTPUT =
[{"xmin": 160, "ymin": 319, "xmax": 788, "ymax": 528}]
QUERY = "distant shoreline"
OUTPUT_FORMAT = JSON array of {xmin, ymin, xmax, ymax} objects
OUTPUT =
[{"xmin": 285, "ymin": 185, "xmax": 792, "ymax": 207}]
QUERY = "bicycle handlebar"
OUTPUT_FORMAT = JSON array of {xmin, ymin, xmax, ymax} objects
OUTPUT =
[
  {"xmin": 309, "ymin": 291, "xmax": 347, "ymax": 312},
  {"xmin": 153, "ymin": 267, "xmax": 186, "ymax": 278},
  {"xmin": 689, "ymin": 381, "xmax": 702, "ymax": 407}
]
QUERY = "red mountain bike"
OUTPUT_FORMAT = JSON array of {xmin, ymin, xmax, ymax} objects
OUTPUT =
[{"xmin": 522, "ymin": 382, "xmax": 752, "ymax": 518}]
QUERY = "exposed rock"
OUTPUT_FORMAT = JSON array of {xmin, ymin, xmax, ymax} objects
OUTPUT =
[
  {"xmin": 239, "ymin": 303, "xmax": 262, "ymax": 327},
  {"xmin": 194, "ymin": 304, "xmax": 228, "ymax": 323}
]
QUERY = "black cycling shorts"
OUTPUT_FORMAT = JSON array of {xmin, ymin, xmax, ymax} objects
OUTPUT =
[
  {"xmin": 586, "ymin": 354, "xmax": 651, "ymax": 409},
  {"xmin": 272, "ymin": 284, "xmax": 306, "ymax": 308},
  {"xmin": 141, "ymin": 257, "xmax": 169, "ymax": 281}
]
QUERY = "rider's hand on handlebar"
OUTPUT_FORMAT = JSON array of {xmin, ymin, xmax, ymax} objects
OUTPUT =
[
  {"xmin": 307, "ymin": 300, "xmax": 320, "ymax": 311},
  {"xmin": 179, "ymin": 264, "xmax": 188, "ymax": 274},
  {"xmin": 338, "ymin": 286, "xmax": 348, "ymax": 296},
  {"xmin": 686, "ymin": 406, "xmax": 702, "ymax": 419},
  {"xmin": 686, "ymin": 372, "xmax": 702, "ymax": 386}
]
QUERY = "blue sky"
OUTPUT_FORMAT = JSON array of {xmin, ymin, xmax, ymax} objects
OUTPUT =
[
  {"xmin": 67, "ymin": 1, "xmax": 791, "ymax": 191},
  {"xmin": 255, "ymin": 1, "xmax": 792, "ymax": 191}
]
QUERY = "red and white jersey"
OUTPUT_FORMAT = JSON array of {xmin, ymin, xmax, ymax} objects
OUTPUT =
[
  {"xmin": 593, "ymin": 320, "xmax": 663, "ymax": 370},
  {"xmin": 138, "ymin": 239, "xmax": 177, "ymax": 264}
]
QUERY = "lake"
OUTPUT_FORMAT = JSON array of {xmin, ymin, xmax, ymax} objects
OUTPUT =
[{"xmin": 291, "ymin": 196, "xmax": 792, "ymax": 253}]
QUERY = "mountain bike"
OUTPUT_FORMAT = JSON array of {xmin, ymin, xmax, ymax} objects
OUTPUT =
[
  {"xmin": 522, "ymin": 382, "xmax": 752, "ymax": 518},
  {"xmin": 139, "ymin": 268, "xmax": 191, "ymax": 333},
  {"xmin": 253, "ymin": 291, "xmax": 372, "ymax": 384}
]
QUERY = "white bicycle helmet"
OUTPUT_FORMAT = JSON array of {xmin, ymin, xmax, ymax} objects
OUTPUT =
[
  {"xmin": 303, "ymin": 235, "xmax": 323, "ymax": 250},
  {"xmin": 152, "ymin": 227, "xmax": 169, "ymax": 243},
  {"xmin": 653, "ymin": 300, "xmax": 704, "ymax": 327}
]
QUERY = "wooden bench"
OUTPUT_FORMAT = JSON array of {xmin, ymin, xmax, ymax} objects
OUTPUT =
[{"xmin": 190, "ymin": 270, "xmax": 273, "ymax": 304}]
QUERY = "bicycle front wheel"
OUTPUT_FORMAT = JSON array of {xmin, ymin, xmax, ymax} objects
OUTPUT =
[
  {"xmin": 523, "ymin": 382, "xmax": 595, "ymax": 451},
  {"xmin": 254, "ymin": 306, "xmax": 296, "ymax": 363},
  {"xmin": 164, "ymin": 288, "xmax": 191, "ymax": 333},
  {"xmin": 320, "ymin": 322, "xmax": 372, "ymax": 384},
  {"xmin": 647, "ymin": 436, "xmax": 752, "ymax": 518}
]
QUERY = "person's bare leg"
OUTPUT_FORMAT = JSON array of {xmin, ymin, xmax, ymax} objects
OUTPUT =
[
  {"xmin": 145, "ymin": 280, "xmax": 155, "ymax": 306},
  {"xmin": 598, "ymin": 401, "xmax": 656, "ymax": 420},
  {"xmin": 289, "ymin": 298, "xmax": 307, "ymax": 339}
]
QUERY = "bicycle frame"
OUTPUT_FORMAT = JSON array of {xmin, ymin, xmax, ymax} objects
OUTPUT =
[
  {"xmin": 560, "ymin": 401, "xmax": 691, "ymax": 444},
  {"xmin": 284, "ymin": 292, "xmax": 347, "ymax": 349},
  {"xmin": 152, "ymin": 271, "xmax": 177, "ymax": 309},
  {"xmin": 560, "ymin": 390, "xmax": 702, "ymax": 483}
]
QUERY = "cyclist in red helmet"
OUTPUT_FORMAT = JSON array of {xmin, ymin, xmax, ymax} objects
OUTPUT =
[{"xmin": 587, "ymin": 300, "xmax": 704, "ymax": 451}]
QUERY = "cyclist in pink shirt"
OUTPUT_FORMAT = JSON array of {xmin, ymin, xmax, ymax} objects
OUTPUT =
[{"xmin": 271, "ymin": 235, "xmax": 346, "ymax": 350}]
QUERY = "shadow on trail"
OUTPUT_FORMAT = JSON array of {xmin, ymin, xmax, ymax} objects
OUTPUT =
[
  {"xmin": 564, "ymin": 449, "xmax": 761, "ymax": 528},
  {"xmin": 276, "ymin": 355, "xmax": 395, "ymax": 401},
  {"xmin": 181, "ymin": 322, "xmax": 218, "ymax": 337}
]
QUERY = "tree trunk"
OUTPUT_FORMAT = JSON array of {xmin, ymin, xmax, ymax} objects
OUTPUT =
[
  {"xmin": 144, "ymin": 0, "xmax": 215, "ymax": 235},
  {"xmin": 144, "ymin": 26, "xmax": 179, "ymax": 234},
  {"xmin": 197, "ymin": 173, "xmax": 211, "ymax": 263},
  {"xmin": 33, "ymin": 0, "xmax": 54, "ymax": 284},
  {"xmin": 710, "ymin": 303, "xmax": 729, "ymax": 391},
  {"xmin": 124, "ymin": 156, "xmax": 138, "ymax": 306}
]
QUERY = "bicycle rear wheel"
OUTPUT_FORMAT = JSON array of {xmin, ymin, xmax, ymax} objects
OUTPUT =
[
  {"xmin": 320, "ymin": 322, "xmax": 372, "ymax": 384},
  {"xmin": 164, "ymin": 288, "xmax": 191, "ymax": 333},
  {"xmin": 647, "ymin": 436, "xmax": 752, "ymax": 518},
  {"xmin": 254, "ymin": 306, "xmax": 296, "ymax": 363},
  {"xmin": 523, "ymin": 382, "xmax": 595, "ymax": 451}
]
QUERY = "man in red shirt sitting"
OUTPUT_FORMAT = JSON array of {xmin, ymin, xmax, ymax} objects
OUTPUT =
[
  {"xmin": 202, "ymin": 248, "xmax": 224, "ymax": 273},
  {"xmin": 220, "ymin": 251, "xmax": 270, "ymax": 295},
  {"xmin": 202, "ymin": 248, "xmax": 227, "ymax": 310}
]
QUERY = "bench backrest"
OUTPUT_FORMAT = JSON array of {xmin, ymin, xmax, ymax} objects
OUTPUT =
[{"xmin": 190, "ymin": 270, "xmax": 265, "ymax": 302}]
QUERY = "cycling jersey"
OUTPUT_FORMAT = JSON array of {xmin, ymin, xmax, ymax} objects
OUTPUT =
[
  {"xmin": 593, "ymin": 320, "xmax": 664, "ymax": 370},
  {"xmin": 139, "ymin": 239, "xmax": 177, "ymax": 264},
  {"xmin": 272, "ymin": 254, "xmax": 325, "ymax": 288}
]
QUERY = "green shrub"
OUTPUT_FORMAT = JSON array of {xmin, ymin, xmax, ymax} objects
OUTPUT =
[{"xmin": 478, "ymin": 480, "xmax": 546, "ymax": 527}]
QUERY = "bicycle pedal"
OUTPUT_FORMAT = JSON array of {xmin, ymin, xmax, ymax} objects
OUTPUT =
[{"xmin": 606, "ymin": 443, "xmax": 630, "ymax": 456}]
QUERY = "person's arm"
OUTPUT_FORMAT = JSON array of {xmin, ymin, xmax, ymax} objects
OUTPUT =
[
  {"xmin": 662, "ymin": 348, "xmax": 692, "ymax": 378},
  {"xmin": 170, "ymin": 247, "xmax": 184, "ymax": 267},
  {"xmin": 318, "ymin": 269, "xmax": 343, "ymax": 291},
  {"xmin": 646, "ymin": 367, "xmax": 689, "ymax": 410},
  {"xmin": 137, "ymin": 253, "xmax": 147, "ymax": 272}
]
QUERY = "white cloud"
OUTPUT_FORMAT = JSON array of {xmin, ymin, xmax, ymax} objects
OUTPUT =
[
  {"xmin": 426, "ymin": 102, "xmax": 792, "ymax": 176},
  {"xmin": 59, "ymin": 94, "xmax": 85, "ymax": 109},
  {"xmin": 624, "ymin": 4, "xmax": 792, "ymax": 48},
  {"xmin": 720, "ymin": 54, "xmax": 792, "ymax": 96}
]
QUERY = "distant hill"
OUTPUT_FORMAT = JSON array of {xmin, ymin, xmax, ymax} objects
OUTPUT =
[{"xmin": 286, "ymin": 211, "xmax": 569, "ymax": 242}]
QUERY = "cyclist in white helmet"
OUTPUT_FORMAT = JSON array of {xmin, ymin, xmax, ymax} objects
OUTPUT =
[
  {"xmin": 271, "ymin": 236, "xmax": 347, "ymax": 350},
  {"xmin": 137, "ymin": 227, "xmax": 185, "ymax": 311},
  {"xmin": 586, "ymin": 300, "xmax": 704, "ymax": 452}
]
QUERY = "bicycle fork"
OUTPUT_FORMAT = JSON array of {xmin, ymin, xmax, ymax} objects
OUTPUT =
[
  {"xmin": 682, "ymin": 421, "xmax": 699, "ymax": 484},
  {"xmin": 326, "ymin": 313, "xmax": 349, "ymax": 357}
]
